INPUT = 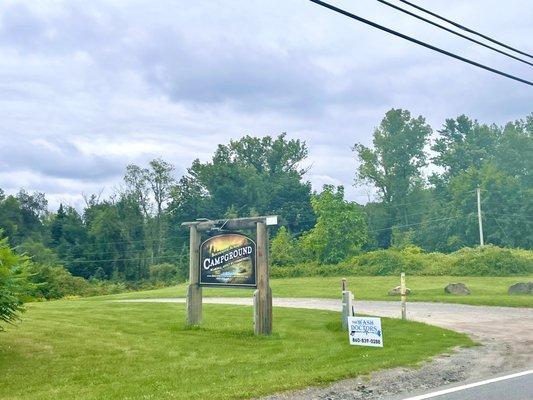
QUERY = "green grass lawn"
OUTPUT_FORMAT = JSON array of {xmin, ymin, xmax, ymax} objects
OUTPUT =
[
  {"xmin": 0, "ymin": 300, "xmax": 472, "ymax": 400},
  {"xmin": 105, "ymin": 276, "xmax": 533, "ymax": 307}
]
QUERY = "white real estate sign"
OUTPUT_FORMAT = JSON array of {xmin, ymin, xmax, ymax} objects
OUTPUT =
[{"xmin": 348, "ymin": 316, "xmax": 383, "ymax": 347}]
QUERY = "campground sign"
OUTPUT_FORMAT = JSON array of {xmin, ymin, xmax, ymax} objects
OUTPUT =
[
  {"xmin": 182, "ymin": 216, "xmax": 277, "ymax": 335},
  {"xmin": 200, "ymin": 233, "xmax": 256, "ymax": 287}
]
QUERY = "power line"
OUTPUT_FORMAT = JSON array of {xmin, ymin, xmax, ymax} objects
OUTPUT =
[
  {"xmin": 308, "ymin": 0, "xmax": 533, "ymax": 86},
  {"xmin": 485, "ymin": 212, "xmax": 533, "ymax": 218},
  {"xmin": 367, "ymin": 216, "xmax": 458, "ymax": 233},
  {"xmin": 70, "ymin": 254, "xmax": 180, "ymax": 264},
  {"xmin": 58, "ymin": 216, "xmax": 461, "ymax": 265},
  {"xmin": 376, "ymin": 0, "xmax": 533, "ymax": 67},
  {"xmin": 398, "ymin": 0, "xmax": 533, "ymax": 60}
]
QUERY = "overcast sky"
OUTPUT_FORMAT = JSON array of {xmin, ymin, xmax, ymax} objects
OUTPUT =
[{"xmin": 1, "ymin": 0, "xmax": 532, "ymax": 210}]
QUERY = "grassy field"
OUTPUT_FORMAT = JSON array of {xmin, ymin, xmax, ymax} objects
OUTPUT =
[
  {"xmin": 0, "ymin": 299, "xmax": 472, "ymax": 400},
  {"xmin": 105, "ymin": 276, "xmax": 533, "ymax": 307}
]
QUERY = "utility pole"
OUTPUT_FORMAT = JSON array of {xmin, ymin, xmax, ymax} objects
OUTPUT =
[{"xmin": 476, "ymin": 187, "xmax": 484, "ymax": 246}]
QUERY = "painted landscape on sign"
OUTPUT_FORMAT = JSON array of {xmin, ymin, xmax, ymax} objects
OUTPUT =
[{"xmin": 200, "ymin": 233, "xmax": 256, "ymax": 287}]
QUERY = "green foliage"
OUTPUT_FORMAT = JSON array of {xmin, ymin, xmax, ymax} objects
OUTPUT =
[
  {"xmin": 171, "ymin": 133, "xmax": 315, "ymax": 234},
  {"xmin": 300, "ymin": 185, "xmax": 367, "ymax": 264},
  {"xmin": 26, "ymin": 263, "xmax": 90, "ymax": 300},
  {"xmin": 0, "ymin": 190, "xmax": 47, "ymax": 246},
  {"xmin": 0, "ymin": 237, "xmax": 33, "ymax": 330},
  {"xmin": 271, "ymin": 245, "xmax": 533, "ymax": 278},
  {"xmin": 270, "ymin": 227, "xmax": 299, "ymax": 266},
  {"xmin": 451, "ymin": 246, "xmax": 533, "ymax": 276},
  {"xmin": 432, "ymin": 115, "xmax": 500, "ymax": 181},
  {"xmin": 362, "ymin": 111, "xmax": 533, "ymax": 251},
  {"xmin": 354, "ymin": 109, "xmax": 432, "ymax": 247},
  {"xmin": 0, "ymin": 111, "xmax": 532, "ymax": 301},
  {"xmin": 18, "ymin": 239, "xmax": 61, "ymax": 266},
  {"xmin": 148, "ymin": 263, "xmax": 178, "ymax": 284},
  {"xmin": 271, "ymin": 262, "xmax": 355, "ymax": 279}
]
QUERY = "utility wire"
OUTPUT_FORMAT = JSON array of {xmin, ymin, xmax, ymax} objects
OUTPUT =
[
  {"xmin": 398, "ymin": 0, "xmax": 533, "ymax": 60},
  {"xmin": 61, "ymin": 216, "xmax": 463, "ymax": 264},
  {"xmin": 308, "ymin": 0, "xmax": 533, "ymax": 86},
  {"xmin": 377, "ymin": 0, "xmax": 533, "ymax": 67},
  {"xmin": 70, "ymin": 254, "xmax": 180, "ymax": 264},
  {"xmin": 367, "ymin": 216, "xmax": 458, "ymax": 232}
]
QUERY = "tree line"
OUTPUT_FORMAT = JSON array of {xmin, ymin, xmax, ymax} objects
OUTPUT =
[{"xmin": 0, "ymin": 109, "xmax": 531, "ymax": 291}]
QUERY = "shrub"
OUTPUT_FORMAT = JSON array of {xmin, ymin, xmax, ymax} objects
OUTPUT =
[
  {"xmin": 149, "ymin": 263, "xmax": 178, "ymax": 284},
  {"xmin": 26, "ymin": 263, "xmax": 91, "ymax": 299},
  {"xmin": 85, "ymin": 280, "xmax": 128, "ymax": 296},
  {"xmin": 450, "ymin": 245, "xmax": 533, "ymax": 276},
  {"xmin": 0, "ymin": 237, "xmax": 33, "ymax": 330},
  {"xmin": 271, "ymin": 245, "xmax": 533, "ymax": 278},
  {"xmin": 352, "ymin": 249, "xmax": 405, "ymax": 275},
  {"xmin": 270, "ymin": 227, "xmax": 299, "ymax": 266},
  {"xmin": 271, "ymin": 261, "xmax": 358, "ymax": 279}
]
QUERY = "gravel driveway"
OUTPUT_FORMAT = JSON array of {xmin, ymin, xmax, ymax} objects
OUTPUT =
[{"xmin": 117, "ymin": 297, "xmax": 533, "ymax": 399}]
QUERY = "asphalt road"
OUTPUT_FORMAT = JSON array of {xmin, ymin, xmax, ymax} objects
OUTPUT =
[{"xmin": 388, "ymin": 370, "xmax": 533, "ymax": 400}]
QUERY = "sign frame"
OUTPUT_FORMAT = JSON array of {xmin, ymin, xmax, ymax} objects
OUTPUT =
[{"xmin": 198, "ymin": 232, "xmax": 257, "ymax": 288}]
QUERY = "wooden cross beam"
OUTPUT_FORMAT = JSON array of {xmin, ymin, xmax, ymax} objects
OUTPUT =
[{"xmin": 181, "ymin": 215, "xmax": 278, "ymax": 232}]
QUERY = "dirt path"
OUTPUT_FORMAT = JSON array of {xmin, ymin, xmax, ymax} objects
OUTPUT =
[{"xmin": 118, "ymin": 298, "xmax": 533, "ymax": 399}]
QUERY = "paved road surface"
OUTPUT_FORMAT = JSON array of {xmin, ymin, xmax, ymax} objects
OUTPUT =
[{"xmin": 387, "ymin": 370, "xmax": 533, "ymax": 400}]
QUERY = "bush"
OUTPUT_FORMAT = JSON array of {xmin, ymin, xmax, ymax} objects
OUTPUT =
[
  {"xmin": 271, "ymin": 262, "xmax": 356, "ymax": 279},
  {"xmin": 149, "ymin": 263, "xmax": 178, "ymax": 284},
  {"xmin": 450, "ymin": 245, "xmax": 533, "ymax": 276},
  {"xmin": 271, "ymin": 245, "xmax": 533, "ymax": 278},
  {"xmin": 27, "ymin": 263, "xmax": 91, "ymax": 299},
  {"xmin": 0, "ymin": 237, "xmax": 33, "ymax": 330},
  {"xmin": 270, "ymin": 227, "xmax": 300, "ymax": 266},
  {"xmin": 85, "ymin": 280, "xmax": 128, "ymax": 296}
]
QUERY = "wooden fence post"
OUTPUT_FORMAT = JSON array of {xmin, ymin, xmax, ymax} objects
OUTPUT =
[
  {"xmin": 186, "ymin": 225, "xmax": 202, "ymax": 325},
  {"xmin": 400, "ymin": 272, "xmax": 406, "ymax": 320},
  {"xmin": 341, "ymin": 278, "xmax": 355, "ymax": 330},
  {"xmin": 254, "ymin": 221, "xmax": 272, "ymax": 335}
]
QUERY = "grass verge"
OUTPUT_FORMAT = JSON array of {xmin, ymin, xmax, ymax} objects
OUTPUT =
[
  {"xmin": 0, "ymin": 300, "xmax": 472, "ymax": 400},
  {"xmin": 104, "ymin": 276, "xmax": 533, "ymax": 307}
]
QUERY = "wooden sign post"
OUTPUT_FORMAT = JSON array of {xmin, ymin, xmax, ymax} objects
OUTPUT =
[
  {"xmin": 182, "ymin": 216, "xmax": 277, "ymax": 335},
  {"xmin": 254, "ymin": 221, "xmax": 272, "ymax": 335},
  {"xmin": 186, "ymin": 224, "xmax": 202, "ymax": 325},
  {"xmin": 341, "ymin": 278, "xmax": 355, "ymax": 330},
  {"xmin": 400, "ymin": 272, "xmax": 406, "ymax": 320}
]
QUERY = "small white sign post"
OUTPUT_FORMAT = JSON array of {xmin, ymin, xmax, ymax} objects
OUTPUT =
[{"xmin": 348, "ymin": 316, "xmax": 383, "ymax": 347}]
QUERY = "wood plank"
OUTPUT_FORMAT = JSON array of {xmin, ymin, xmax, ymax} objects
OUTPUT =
[
  {"xmin": 254, "ymin": 221, "xmax": 272, "ymax": 335},
  {"xmin": 182, "ymin": 216, "xmax": 278, "ymax": 232},
  {"xmin": 186, "ymin": 225, "xmax": 202, "ymax": 325}
]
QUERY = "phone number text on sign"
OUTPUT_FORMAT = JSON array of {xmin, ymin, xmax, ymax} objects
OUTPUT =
[{"xmin": 348, "ymin": 316, "xmax": 383, "ymax": 347}]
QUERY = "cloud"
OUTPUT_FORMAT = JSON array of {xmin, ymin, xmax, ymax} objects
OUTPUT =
[
  {"xmin": 0, "ymin": 137, "xmax": 124, "ymax": 181},
  {"xmin": 0, "ymin": 0, "xmax": 532, "ymax": 210}
]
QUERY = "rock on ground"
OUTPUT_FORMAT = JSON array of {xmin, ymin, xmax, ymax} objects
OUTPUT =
[
  {"xmin": 387, "ymin": 286, "xmax": 411, "ymax": 296},
  {"xmin": 508, "ymin": 282, "xmax": 533, "ymax": 295},
  {"xmin": 444, "ymin": 283, "xmax": 470, "ymax": 295}
]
